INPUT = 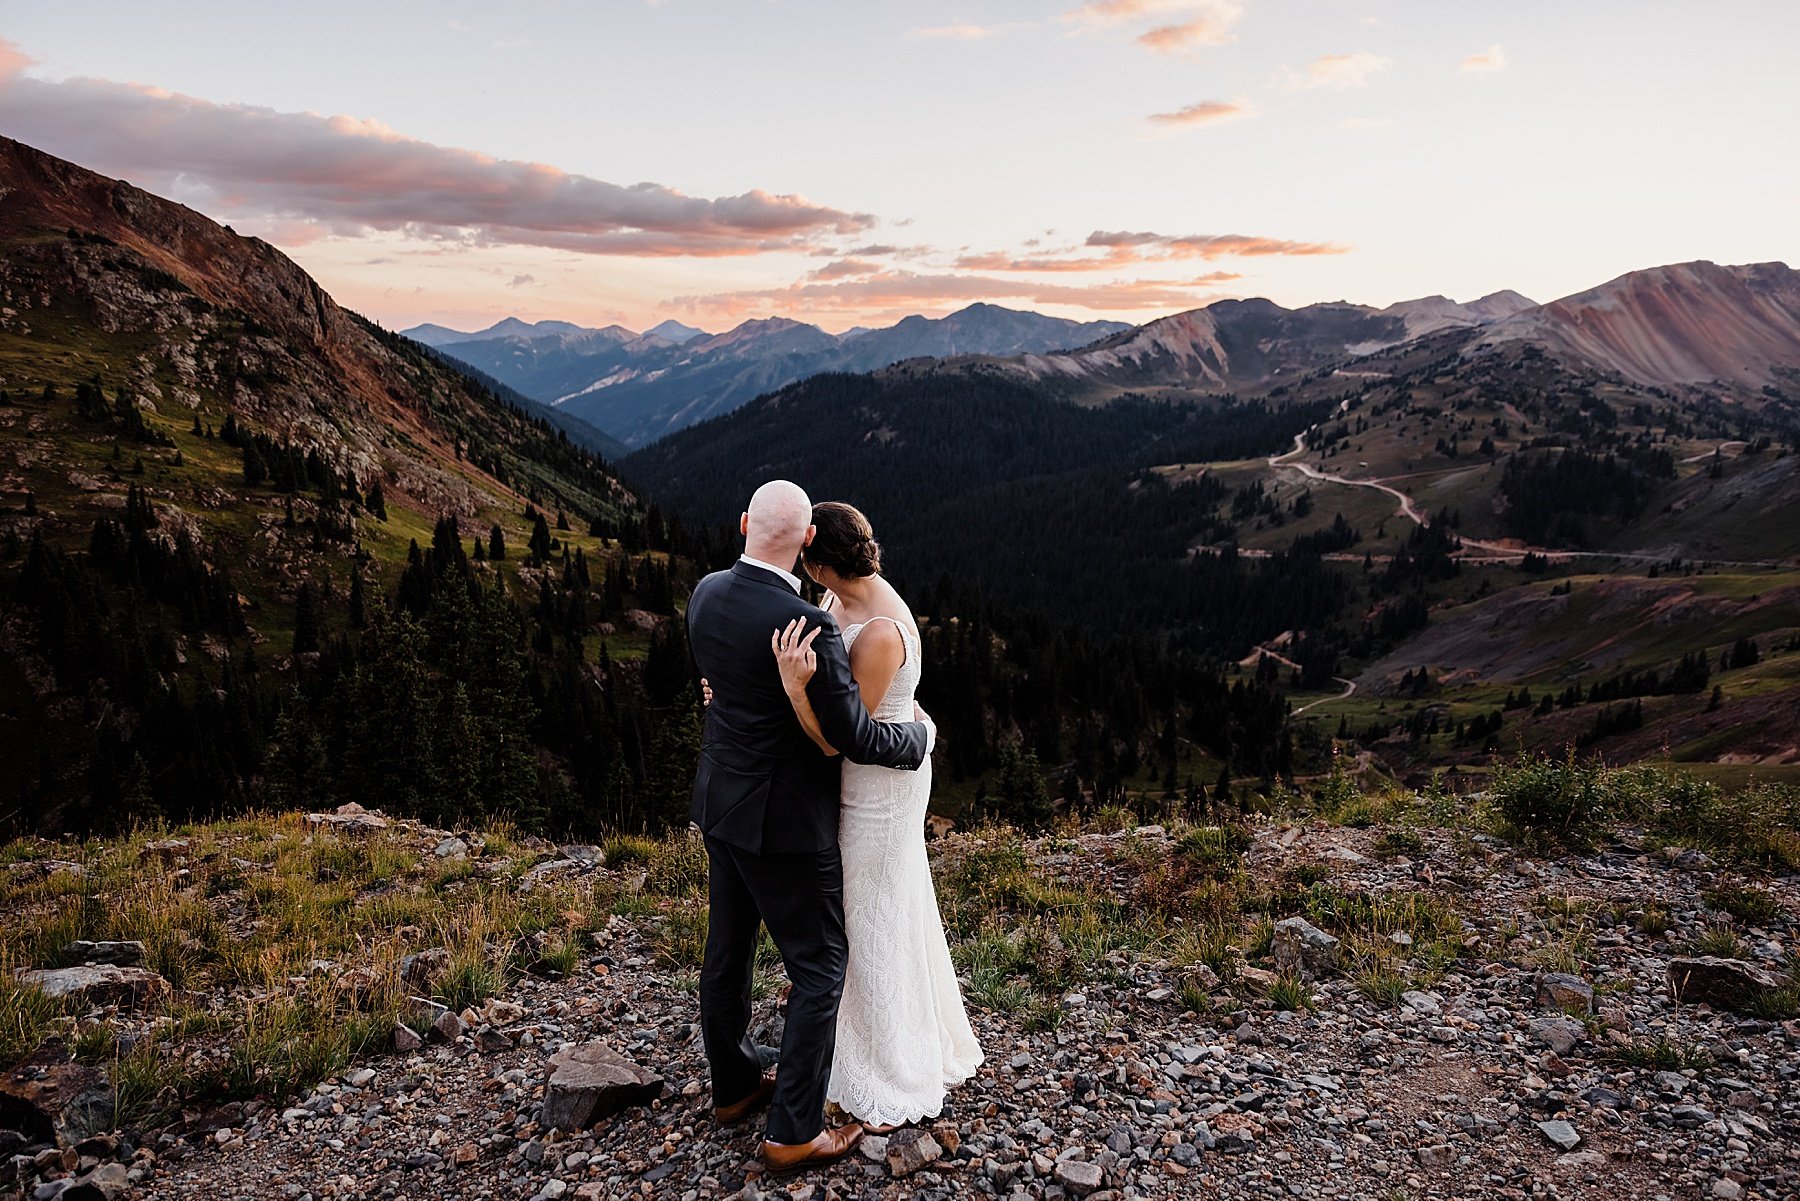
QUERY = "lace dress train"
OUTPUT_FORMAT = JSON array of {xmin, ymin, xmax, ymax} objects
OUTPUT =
[{"xmin": 827, "ymin": 618, "xmax": 983, "ymax": 1127}]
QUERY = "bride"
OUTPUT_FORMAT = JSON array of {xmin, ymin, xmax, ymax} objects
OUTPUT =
[{"xmin": 770, "ymin": 501, "xmax": 983, "ymax": 1130}]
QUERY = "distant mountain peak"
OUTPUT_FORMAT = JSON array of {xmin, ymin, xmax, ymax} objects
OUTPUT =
[
  {"xmin": 402, "ymin": 316, "xmax": 612, "ymax": 347},
  {"xmin": 645, "ymin": 318, "xmax": 708, "ymax": 344}
]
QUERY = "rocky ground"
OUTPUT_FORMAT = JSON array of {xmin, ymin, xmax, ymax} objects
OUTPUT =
[{"xmin": 6, "ymin": 810, "xmax": 1799, "ymax": 1201}]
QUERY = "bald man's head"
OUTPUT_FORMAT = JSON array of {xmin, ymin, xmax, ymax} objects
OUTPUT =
[{"xmin": 741, "ymin": 479, "xmax": 814, "ymax": 565}]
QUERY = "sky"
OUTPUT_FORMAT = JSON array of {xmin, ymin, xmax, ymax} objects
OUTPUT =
[{"xmin": 2, "ymin": 1, "xmax": 1796, "ymax": 335}]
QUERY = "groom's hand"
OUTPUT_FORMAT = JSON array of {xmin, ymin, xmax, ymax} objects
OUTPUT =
[{"xmin": 914, "ymin": 702, "xmax": 937, "ymax": 754}]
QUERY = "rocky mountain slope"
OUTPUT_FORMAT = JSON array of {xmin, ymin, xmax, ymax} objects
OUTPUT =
[
  {"xmin": 4, "ymin": 773, "xmax": 1795, "ymax": 1201},
  {"xmin": 0, "ymin": 136, "xmax": 701, "ymax": 839},
  {"xmin": 0, "ymin": 135, "xmax": 638, "ymax": 525}
]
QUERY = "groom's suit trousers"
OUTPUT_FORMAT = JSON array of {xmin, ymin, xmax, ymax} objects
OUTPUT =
[{"xmin": 700, "ymin": 834, "xmax": 848, "ymax": 1145}]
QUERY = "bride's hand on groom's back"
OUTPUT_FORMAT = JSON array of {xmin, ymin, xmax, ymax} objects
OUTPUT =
[{"xmin": 773, "ymin": 618, "xmax": 821, "ymax": 694}]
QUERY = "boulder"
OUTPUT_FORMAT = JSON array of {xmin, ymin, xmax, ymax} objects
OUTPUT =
[
  {"xmin": 1530, "ymin": 1016, "xmax": 1586, "ymax": 1056},
  {"xmin": 306, "ymin": 803, "xmax": 388, "ymax": 833},
  {"xmin": 1271, "ymin": 917, "xmax": 1340, "ymax": 979},
  {"xmin": 1535, "ymin": 972, "xmax": 1594, "ymax": 1014},
  {"xmin": 434, "ymin": 837, "xmax": 469, "ymax": 859},
  {"xmin": 16, "ymin": 966, "xmax": 167, "ymax": 1010},
  {"xmin": 0, "ymin": 1044, "xmax": 114, "ymax": 1148},
  {"xmin": 1054, "ymin": 1158, "xmax": 1105, "ymax": 1196},
  {"xmin": 1666, "ymin": 956, "xmax": 1784, "ymax": 1012},
  {"xmin": 58, "ymin": 1162, "xmax": 129, "ymax": 1200},
  {"xmin": 140, "ymin": 839, "xmax": 190, "ymax": 863},
  {"xmin": 58, "ymin": 942, "xmax": 144, "ymax": 968},
  {"xmin": 1236, "ymin": 966, "xmax": 1278, "ymax": 995},
  {"xmin": 885, "ymin": 1128, "xmax": 942, "ymax": 1176},
  {"xmin": 541, "ymin": 1043, "xmax": 663, "ymax": 1130}
]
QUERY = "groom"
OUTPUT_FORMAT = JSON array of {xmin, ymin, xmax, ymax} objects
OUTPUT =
[{"xmin": 686, "ymin": 480, "xmax": 934, "ymax": 1174}]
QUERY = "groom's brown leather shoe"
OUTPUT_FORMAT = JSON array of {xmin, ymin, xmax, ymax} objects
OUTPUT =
[
  {"xmin": 760, "ymin": 1124, "xmax": 864, "ymax": 1176},
  {"xmin": 714, "ymin": 1069, "xmax": 777, "ymax": 1125}
]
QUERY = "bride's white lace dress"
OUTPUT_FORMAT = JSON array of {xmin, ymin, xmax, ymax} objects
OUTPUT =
[{"xmin": 828, "ymin": 616, "xmax": 984, "ymax": 1126}]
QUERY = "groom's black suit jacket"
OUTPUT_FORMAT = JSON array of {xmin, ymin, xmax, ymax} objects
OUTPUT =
[{"xmin": 687, "ymin": 559, "xmax": 929, "ymax": 855}]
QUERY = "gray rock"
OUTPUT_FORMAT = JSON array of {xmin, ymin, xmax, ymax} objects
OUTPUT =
[
  {"xmin": 1536, "ymin": 1120, "xmax": 1580, "ymax": 1151},
  {"xmin": 1401, "ymin": 990, "xmax": 1440, "ymax": 1016},
  {"xmin": 1666, "ymin": 956, "xmax": 1783, "ymax": 1012},
  {"xmin": 1530, "ymin": 1016, "xmax": 1585, "ymax": 1056},
  {"xmin": 1271, "ymin": 917, "xmax": 1340, "ymax": 979},
  {"xmin": 540, "ymin": 1043, "xmax": 663, "ymax": 1130},
  {"xmin": 140, "ymin": 839, "xmax": 190, "ymax": 862},
  {"xmin": 1535, "ymin": 973, "xmax": 1593, "ymax": 1015},
  {"xmin": 474, "ymin": 1025, "xmax": 514, "ymax": 1053},
  {"xmin": 306, "ymin": 803, "xmax": 388, "ymax": 833},
  {"xmin": 58, "ymin": 941, "xmax": 145, "ymax": 968},
  {"xmin": 434, "ymin": 837, "xmax": 469, "ymax": 859},
  {"xmin": 392, "ymin": 1022, "xmax": 423, "ymax": 1052},
  {"xmin": 885, "ymin": 1128, "xmax": 942, "ymax": 1177},
  {"xmin": 16, "ymin": 965, "xmax": 168, "ymax": 1010},
  {"xmin": 1053, "ymin": 1158, "xmax": 1105, "ymax": 1196},
  {"xmin": 1416, "ymin": 1144, "xmax": 1455, "ymax": 1168},
  {"xmin": 58, "ymin": 1162, "xmax": 128, "ymax": 1200}
]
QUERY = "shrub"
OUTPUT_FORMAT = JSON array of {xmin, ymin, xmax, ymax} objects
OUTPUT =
[
  {"xmin": 1266, "ymin": 975, "xmax": 1311, "ymax": 1012},
  {"xmin": 1489, "ymin": 752, "xmax": 1610, "ymax": 848},
  {"xmin": 1704, "ymin": 883, "xmax": 1781, "ymax": 926}
]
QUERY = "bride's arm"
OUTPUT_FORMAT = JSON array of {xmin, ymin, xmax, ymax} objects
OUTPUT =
[{"xmin": 774, "ymin": 620, "xmax": 838, "ymax": 755}]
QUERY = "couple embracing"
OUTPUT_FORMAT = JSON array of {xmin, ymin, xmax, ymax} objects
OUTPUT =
[{"xmin": 685, "ymin": 480, "xmax": 983, "ymax": 1176}]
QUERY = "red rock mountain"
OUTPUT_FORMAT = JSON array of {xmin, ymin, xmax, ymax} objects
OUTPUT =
[
  {"xmin": 1478, "ymin": 260, "xmax": 1800, "ymax": 389},
  {"xmin": 0, "ymin": 135, "xmax": 632, "ymax": 518}
]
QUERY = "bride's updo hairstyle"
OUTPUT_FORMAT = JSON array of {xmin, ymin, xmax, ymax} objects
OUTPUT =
[{"xmin": 803, "ymin": 501, "xmax": 882, "ymax": 578}]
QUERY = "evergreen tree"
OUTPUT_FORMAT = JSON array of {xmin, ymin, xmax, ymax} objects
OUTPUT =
[
  {"xmin": 242, "ymin": 442, "xmax": 267, "ymax": 487},
  {"xmin": 348, "ymin": 568, "xmax": 367, "ymax": 630},
  {"xmin": 365, "ymin": 479, "xmax": 388, "ymax": 521},
  {"xmin": 529, "ymin": 512, "xmax": 553, "ymax": 564},
  {"xmin": 292, "ymin": 582, "xmax": 321, "ymax": 655},
  {"xmin": 489, "ymin": 524, "xmax": 507, "ymax": 561},
  {"xmin": 990, "ymin": 740, "xmax": 1053, "ymax": 831}
]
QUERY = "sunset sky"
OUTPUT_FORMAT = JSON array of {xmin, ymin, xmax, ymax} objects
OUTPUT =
[{"xmin": 3, "ymin": 1, "xmax": 1796, "ymax": 334}]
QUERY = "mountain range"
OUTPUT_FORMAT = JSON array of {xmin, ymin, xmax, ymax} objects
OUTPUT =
[
  {"xmin": 426, "ymin": 258, "xmax": 1800, "ymax": 454},
  {"xmin": 408, "ymin": 306, "xmax": 1132, "ymax": 447}
]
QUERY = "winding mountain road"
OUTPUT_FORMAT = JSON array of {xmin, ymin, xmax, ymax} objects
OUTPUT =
[{"xmin": 1266, "ymin": 418, "xmax": 1781, "ymax": 569}]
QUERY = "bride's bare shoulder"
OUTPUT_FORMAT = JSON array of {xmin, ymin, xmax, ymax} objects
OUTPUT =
[{"xmin": 875, "ymin": 580, "xmax": 921, "ymax": 638}]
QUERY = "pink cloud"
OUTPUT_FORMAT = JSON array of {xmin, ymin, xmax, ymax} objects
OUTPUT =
[
  {"xmin": 1136, "ymin": 18, "xmax": 1235, "ymax": 53},
  {"xmin": 0, "ymin": 41, "xmax": 871, "ymax": 258},
  {"xmin": 1146, "ymin": 100, "xmax": 1254, "ymax": 128},
  {"xmin": 1460, "ymin": 44, "xmax": 1507, "ymax": 74},
  {"xmin": 1086, "ymin": 230, "xmax": 1348, "ymax": 258},
  {"xmin": 1279, "ymin": 52, "xmax": 1394, "ymax": 90},
  {"xmin": 811, "ymin": 258, "xmax": 882, "ymax": 280}
]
